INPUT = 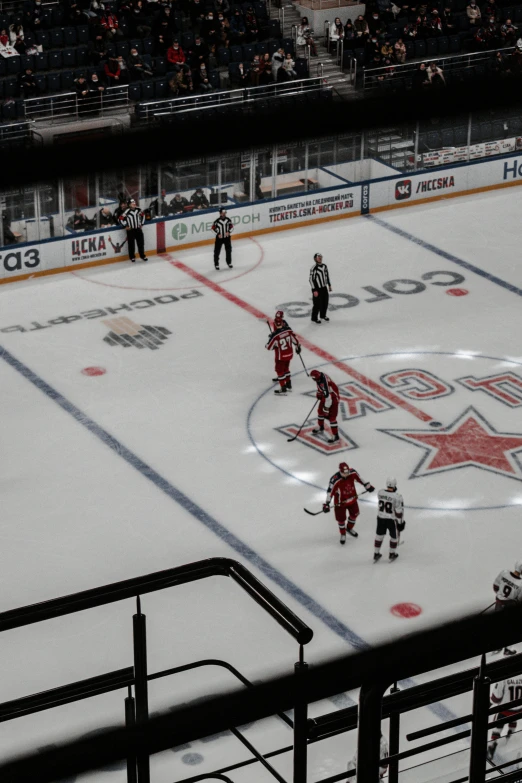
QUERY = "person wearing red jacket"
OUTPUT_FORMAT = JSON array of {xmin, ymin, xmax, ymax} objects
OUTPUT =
[
  {"xmin": 310, "ymin": 369, "xmax": 340, "ymax": 443},
  {"xmin": 265, "ymin": 311, "xmax": 301, "ymax": 395},
  {"xmin": 167, "ymin": 40, "xmax": 187, "ymax": 71},
  {"xmin": 324, "ymin": 462, "xmax": 374, "ymax": 544}
]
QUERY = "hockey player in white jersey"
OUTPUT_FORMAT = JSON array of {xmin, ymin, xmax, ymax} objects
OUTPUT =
[
  {"xmin": 492, "ymin": 562, "xmax": 522, "ymax": 656},
  {"xmin": 374, "ymin": 478, "xmax": 405, "ymax": 563},
  {"xmin": 487, "ymin": 648, "xmax": 522, "ymax": 761},
  {"xmin": 347, "ymin": 733, "xmax": 389, "ymax": 779}
]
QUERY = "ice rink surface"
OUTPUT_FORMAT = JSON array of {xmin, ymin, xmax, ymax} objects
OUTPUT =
[{"xmin": 1, "ymin": 188, "xmax": 522, "ymax": 781}]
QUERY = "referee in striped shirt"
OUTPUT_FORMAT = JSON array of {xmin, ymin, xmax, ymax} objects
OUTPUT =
[
  {"xmin": 309, "ymin": 253, "xmax": 332, "ymax": 323},
  {"xmin": 120, "ymin": 199, "xmax": 147, "ymax": 263},
  {"xmin": 211, "ymin": 208, "xmax": 234, "ymax": 270}
]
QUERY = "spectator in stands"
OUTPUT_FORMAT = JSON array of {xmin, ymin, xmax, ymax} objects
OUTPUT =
[
  {"xmin": 130, "ymin": 0, "xmax": 151, "ymax": 37},
  {"xmin": 127, "ymin": 47, "xmax": 154, "ymax": 79},
  {"xmin": 394, "ymin": 37, "xmax": 406, "ymax": 62},
  {"xmin": 485, "ymin": 0, "xmax": 500, "ymax": 23},
  {"xmin": 201, "ymin": 11, "xmax": 219, "ymax": 44},
  {"xmin": 486, "ymin": 16, "xmax": 501, "ymax": 47},
  {"xmin": 329, "ymin": 17, "xmax": 344, "ymax": 51},
  {"xmin": 167, "ymin": 39, "xmax": 187, "ymax": 69},
  {"xmin": 429, "ymin": 9, "xmax": 443, "ymax": 36},
  {"xmin": 68, "ymin": 207, "xmax": 95, "ymax": 231},
  {"xmin": 282, "ymin": 52, "xmax": 298, "ymax": 79},
  {"xmin": 271, "ymin": 47, "xmax": 285, "ymax": 80},
  {"xmin": 214, "ymin": 0, "xmax": 230, "ymax": 18},
  {"xmin": 100, "ymin": 6, "xmax": 123, "ymax": 38},
  {"xmin": 428, "ymin": 60, "xmax": 445, "ymax": 86},
  {"xmin": 501, "ymin": 18, "xmax": 518, "ymax": 46},
  {"xmin": 88, "ymin": 71, "xmax": 106, "ymax": 99},
  {"xmin": 104, "ymin": 54, "xmax": 123, "ymax": 86},
  {"xmin": 117, "ymin": 54, "xmax": 130, "ymax": 83},
  {"xmin": 188, "ymin": 0, "xmax": 206, "ymax": 34},
  {"xmin": 493, "ymin": 49, "xmax": 508, "ymax": 74},
  {"xmin": 297, "ymin": 17, "xmax": 317, "ymax": 55},
  {"xmin": 13, "ymin": 33, "xmax": 26, "ymax": 54},
  {"xmin": 442, "ymin": 6, "xmax": 456, "ymax": 33},
  {"xmin": 366, "ymin": 34, "xmax": 381, "ymax": 61},
  {"xmin": 230, "ymin": 8, "xmax": 246, "ymax": 43},
  {"xmin": 99, "ymin": 206, "xmax": 117, "ymax": 227},
  {"xmin": 250, "ymin": 55, "xmax": 261, "ymax": 85},
  {"xmin": 153, "ymin": 21, "xmax": 173, "ymax": 55},
  {"xmin": 381, "ymin": 39, "xmax": 394, "ymax": 59},
  {"xmin": 1, "ymin": 213, "xmax": 17, "ymax": 245},
  {"xmin": 194, "ymin": 61, "xmax": 213, "ymax": 90},
  {"xmin": 157, "ymin": 6, "xmax": 178, "ymax": 36},
  {"xmin": 114, "ymin": 195, "xmax": 128, "ymax": 222},
  {"xmin": 89, "ymin": 34, "xmax": 109, "ymax": 66},
  {"xmin": 0, "ymin": 28, "xmax": 8, "ymax": 46},
  {"xmin": 412, "ymin": 61, "xmax": 430, "ymax": 89},
  {"xmin": 344, "ymin": 20, "xmax": 355, "ymax": 44},
  {"xmin": 18, "ymin": 67, "xmax": 39, "ymax": 99},
  {"xmin": 218, "ymin": 12, "xmax": 230, "ymax": 46},
  {"xmin": 189, "ymin": 35, "xmax": 209, "ymax": 68},
  {"xmin": 404, "ymin": 18, "xmax": 418, "ymax": 39},
  {"xmin": 233, "ymin": 61, "xmax": 250, "ymax": 86},
  {"xmin": 190, "ymin": 188, "xmax": 210, "ymax": 209},
  {"xmin": 170, "ymin": 193, "xmax": 189, "ymax": 213},
  {"xmin": 368, "ymin": 11, "xmax": 383, "ymax": 36},
  {"xmin": 169, "ymin": 68, "xmax": 193, "ymax": 94},
  {"xmin": 259, "ymin": 51, "xmax": 272, "ymax": 82},
  {"xmin": 208, "ymin": 43, "xmax": 218, "ymax": 70},
  {"xmin": 244, "ymin": 6, "xmax": 259, "ymax": 41},
  {"xmin": 354, "ymin": 14, "xmax": 369, "ymax": 37},
  {"xmin": 9, "ymin": 23, "xmax": 23, "ymax": 44},
  {"xmin": 467, "ymin": 0, "xmax": 481, "ymax": 25}
]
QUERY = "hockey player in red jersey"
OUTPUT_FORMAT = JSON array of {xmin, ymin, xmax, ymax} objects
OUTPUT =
[
  {"xmin": 310, "ymin": 369, "xmax": 341, "ymax": 443},
  {"xmin": 324, "ymin": 462, "xmax": 374, "ymax": 544},
  {"xmin": 266, "ymin": 311, "xmax": 301, "ymax": 395}
]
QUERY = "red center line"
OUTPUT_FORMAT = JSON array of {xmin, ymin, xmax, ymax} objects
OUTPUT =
[{"xmin": 166, "ymin": 256, "xmax": 433, "ymax": 424}]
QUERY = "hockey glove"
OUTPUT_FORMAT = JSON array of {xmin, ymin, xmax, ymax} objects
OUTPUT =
[
  {"xmin": 398, "ymin": 520, "xmax": 406, "ymax": 533},
  {"xmin": 296, "ymin": 344, "xmax": 301, "ymax": 355},
  {"xmin": 323, "ymin": 503, "xmax": 330, "ymax": 513},
  {"xmin": 365, "ymin": 483, "xmax": 375, "ymax": 493}
]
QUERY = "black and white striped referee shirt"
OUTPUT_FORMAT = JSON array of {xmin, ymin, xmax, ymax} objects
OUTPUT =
[
  {"xmin": 212, "ymin": 216, "xmax": 234, "ymax": 238},
  {"xmin": 120, "ymin": 207, "xmax": 144, "ymax": 230},
  {"xmin": 309, "ymin": 263, "xmax": 331, "ymax": 291}
]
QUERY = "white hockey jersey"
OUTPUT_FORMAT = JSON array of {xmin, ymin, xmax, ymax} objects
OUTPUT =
[
  {"xmin": 347, "ymin": 734, "xmax": 389, "ymax": 779},
  {"xmin": 491, "ymin": 674, "xmax": 522, "ymax": 712},
  {"xmin": 493, "ymin": 570, "xmax": 522, "ymax": 605},
  {"xmin": 377, "ymin": 489, "xmax": 404, "ymax": 522}
]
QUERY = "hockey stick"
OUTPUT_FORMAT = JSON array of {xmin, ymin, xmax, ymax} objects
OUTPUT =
[
  {"xmin": 480, "ymin": 602, "xmax": 496, "ymax": 615},
  {"xmin": 287, "ymin": 399, "xmax": 318, "ymax": 442},
  {"xmin": 296, "ymin": 347, "xmax": 309, "ymax": 377},
  {"xmin": 303, "ymin": 488, "xmax": 370, "ymax": 516}
]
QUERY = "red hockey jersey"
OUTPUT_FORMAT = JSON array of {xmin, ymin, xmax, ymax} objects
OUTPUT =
[
  {"xmin": 327, "ymin": 468, "xmax": 367, "ymax": 505},
  {"xmin": 266, "ymin": 326, "xmax": 298, "ymax": 361}
]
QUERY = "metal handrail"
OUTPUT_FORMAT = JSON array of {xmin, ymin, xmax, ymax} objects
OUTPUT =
[
  {"xmin": 363, "ymin": 44, "xmax": 516, "ymax": 89},
  {"xmin": 23, "ymin": 85, "xmax": 131, "ymax": 124}
]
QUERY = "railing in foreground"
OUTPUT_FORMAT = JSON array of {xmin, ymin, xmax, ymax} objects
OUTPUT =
[
  {"xmin": 0, "ymin": 600, "xmax": 521, "ymax": 783},
  {"xmin": 363, "ymin": 45, "xmax": 516, "ymax": 90},
  {"xmin": 23, "ymin": 84, "xmax": 131, "ymax": 124},
  {"xmin": 137, "ymin": 75, "xmax": 329, "ymax": 121},
  {"xmin": 0, "ymin": 557, "xmax": 312, "ymax": 783}
]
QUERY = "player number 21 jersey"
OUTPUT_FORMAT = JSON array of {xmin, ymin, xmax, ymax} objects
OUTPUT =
[{"xmin": 377, "ymin": 489, "xmax": 404, "ymax": 521}]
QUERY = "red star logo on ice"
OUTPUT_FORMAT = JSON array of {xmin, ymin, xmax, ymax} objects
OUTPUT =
[{"xmin": 380, "ymin": 407, "xmax": 522, "ymax": 481}]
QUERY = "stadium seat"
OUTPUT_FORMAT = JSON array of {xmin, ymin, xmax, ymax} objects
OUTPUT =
[
  {"xmin": 218, "ymin": 46, "xmax": 231, "ymax": 65},
  {"xmin": 48, "ymin": 51, "xmax": 63, "ymax": 70},
  {"xmin": 141, "ymin": 80, "xmax": 155, "ymax": 99},
  {"xmin": 405, "ymin": 40, "xmax": 414, "ymax": 58},
  {"xmin": 0, "ymin": 59, "xmax": 6, "ymax": 77},
  {"xmin": 295, "ymin": 56, "xmax": 308, "ymax": 77},
  {"xmin": 143, "ymin": 37, "xmax": 154, "ymax": 55},
  {"xmin": 0, "ymin": 81, "xmax": 4, "ymax": 99},
  {"xmin": 449, "ymin": 35, "xmax": 461, "ymax": 52},
  {"xmin": 117, "ymin": 41, "xmax": 130, "ymax": 58},
  {"xmin": 282, "ymin": 38, "xmax": 294, "ymax": 53},
  {"xmin": 230, "ymin": 45, "xmax": 243, "ymax": 61},
  {"xmin": 414, "ymin": 39, "xmax": 426, "ymax": 57},
  {"xmin": 52, "ymin": 5, "xmax": 65, "ymax": 25},
  {"xmin": 35, "ymin": 52, "xmax": 49, "ymax": 71},
  {"xmin": 7, "ymin": 56, "xmax": 21, "ymax": 75},
  {"xmin": 62, "ymin": 48, "xmax": 77, "ymax": 68},
  {"xmin": 181, "ymin": 32, "xmax": 194, "ymax": 49},
  {"xmin": 24, "ymin": 30, "xmax": 36, "ymax": 47},
  {"xmin": 50, "ymin": 28, "xmax": 64, "ymax": 48},
  {"xmin": 154, "ymin": 78, "xmax": 168, "ymax": 97},
  {"xmin": 4, "ymin": 76, "xmax": 18, "ymax": 97},
  {"xmin": 268, "ymin": 19, "xmax": 281, "ymax": 37},
  {"xmin": 209, "ymin": 69, "xmax": 220, "ymax": 88},
  {"xmin": 353, "ymin": 47, "xmax": 366, "ymax": 65},
  {"xmin": 255, "ymin": 2, "xmax": 268, "ymax": 17},
  {"xmin": 426, "ymin": 38, "xmax": 438, "ymax": 56},
  {"xmin": 20, "ymin": 55, "xmax": 35, "ymax": 71},
  {"xmin": 47, "ymin": 72, "xmax": 61, "ymax": 93},
  {"xmin": 60, "ymin": 70, "xmax": 75, "ymax": 91},
  {"xmin": 514, "ymin": 6, "xmax": 522, "ymax": 21},
  {"xmin": 268, "ymin": 40, "xmax": 279, "ymax": 55},
  {"xmin": 76, "ymin": 46, "xmax": 88, "ymax": 66},
  {"xmin": 437, "ymin": 36, "xmax": 449, "ymax": 53},
  {"xmin": 154, "ymin": 56, "xmax": 166, "ymax": 74},
  {"xmin": 77, "ymin": 26, "xmax": 90, "ymax": 44},
  {"xmin": 502, "ymin": 6, "xmax": 513, "ymax": 20},
  {"xmin": 242, "ymin": 43, "xmax": 256, "ymax": 60},
  {"xmin": 1, "ymin": 100, "xmax": 17, "ymax": 120},
  {"xmin": 36, "ymin": 30, "xmax": 51, "ymax": 49},
  {"xmin": 64, "ymin": 27, "xmax": 77, "ymax": 46},
  {"xmin": 128, "ymin": 82, "xmax": 142, "ymax": 101},
  {"xmin": 470, "ymin": 125, "xmax": 481, "ymax": 143},
  {"xmin": 255, "ymin": 41, "xmax": 268, "ymax": 56},
  {"xmin": 35, "ymin": 73, "xmax": 47, "ymax": 94}
]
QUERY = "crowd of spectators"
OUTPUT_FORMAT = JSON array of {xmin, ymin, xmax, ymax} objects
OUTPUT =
[{"xmin": 0, "ymin": 0, "xmax": 303, "ymax": 113}]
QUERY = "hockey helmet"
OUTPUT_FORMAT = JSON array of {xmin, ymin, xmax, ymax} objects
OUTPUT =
[
  {"xmin": 386, "ymin": 477, "xmax": 397, "ymax": 490},
  {"xmin": 514, "ymin": 561, "xmax": 522, "ymax": 575},
  {"xmin": 274, "ymin": 310, "xmax": 284, "ymax": 325},
  {"xmin": 310, "ymin": 369, "xmax": 321, "ymax": 380},
  {"xmin": 313, "ymin": 252, "xmax": 323, "ymax": 261},
  {"xmin": 339, "ymin": 462, "xmax": 350, "ymax": 474}
]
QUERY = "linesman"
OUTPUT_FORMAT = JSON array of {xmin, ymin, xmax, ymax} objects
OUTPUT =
[
  {"xmin": 309, "ymin": 252, "xmax": 332, "ymax": 323},
  {"xmin": 212, "ymin": 208, "xmax": 234, "ymax": 270},
  {"xmin": 119, "ymin": 199, "xmax": 147, "ymax": 263}
]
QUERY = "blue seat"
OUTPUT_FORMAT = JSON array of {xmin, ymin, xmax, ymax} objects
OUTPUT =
[
  {"xmin": 295, "ymin": 56, "xmax": 308, "ymax": 77},
  {"xmin": 242, "ymin": 43, "xmax": 256, "ymax": 60},
  {"xmin": 76, "ymin": 45, "xmax": 88, "ymax": 66},
  {"xmin": 153, "ymin": 56, "xmax": 166, "ymax": 74},
  {"xmin": 268, "ymin": 19, "xmax": 281, "ymax": 37},
  {"xmin": 128, "ymin": 82, "xmax": 142, "ymax": 100},
  {"xmin": 60, "ymin": 70, "xmax": 75, "ymax": 90},
  {"xmin": 34, "ymin": 52, "xmax": 49, "ymax": 71},
  {"xmin": 230, "ymin": 45, "xmax": 243, "ymax": 61},
  {"xmin": 437, "ymin": 35, "xmax": 449, "ymax": 53},
  {"xmin": 0, "ymin": 80, "xmax": 4, "ymax": 99},
  {"xmin": 77, "ymin": 25, "xmax": 90, "ymax": 44},
  {"xmin": 117, "ymin": 41, "xmax": 130, "ymax": 58},
  {"xmin": 63, "ymin": 26, "xmax": 77, "ymax": 46},
  {"xmin": 48, "ymin": 50, "xmax": 63, "ymax": 69},
  {"xmin": 47, "ymin": 72, "xmax": 61, "ymax": 92},
  {"xmin": 255, "ymin": 41, "xmax": 268, "ymax": 56},
  {"xmin": 1, "ymin": 100, "xmax": 17, "ymax": 120},
  {"xmin": 154, "ymin": 77, "xmax": 167, "ymax": 97},
  {"xmin": 414, "ymin": 39, "xmax": 426, "ymax": 57},
  {"xmin": 209, "ymin": 69, "xmax": 220, "ymax": 88},
  {"xmin": 24, "ymin": 29, "xmax": 36, "ymax": 46},
  {"xmin": 7, "ymin": 56, "xmax": 21, "ymax": 74},
  {"xmin": 50, "ymin": 28, "xmax": 63, "ymax": 48},
  {"xmin": 181, "ymin": 32, "xmax": 194, "ymax": 49},
  {"xmin": 143, "ymin": 37, "xmax": 153, "ymax": 54},
  {"xmin": 0, "ymin": 58, "xmax": 6, "ymax": 77},
  {"xmin": 449, "ymin": 34, "xmax": 460, "ymax": 51},
  {"xmin": 130, "ymin": 39, "xmax": 143, "ymax": 53},
  {"xmin": 282, "ymin": 37, "xmax": 294, "ymax": 53},
  {"xmin": 62, "ymin": 47, "xmax": 76, "ymax": 67},
  {"xmin": 268, "ymin": 39, "xmax": 279, "ymax": 55},
  {"xmin": 426, "ymin": 37, "xmax": 437, "ymax": 56},
  {"xmin": 5, "ymin": 76, "xmax": 18, "ymax": 97},
  {"xmin": 52, "ymin": 5, "xmax": 65, "ymax": 25},
  {"xmin": 217, "ymin": 46, "xmax": 230, "ymax": 65},
  {"xmin": 36, "ymin": 30, "xmax": 50, "ymax": 48},
  {"xmin": 141, "ymin": 80, "xmax": 154, "ymax": 99},
  {"xmin": 20, "ymin": 54, "xmax": 35, "ymax": 71},
  {"xmin": 35, "ymin": 73, "xmax": 47, "ymax": 93},
  {"xmin": 514, "ymin": 6, "xmax": 522, "ymax": 22}
]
